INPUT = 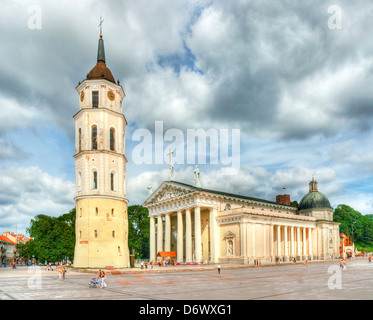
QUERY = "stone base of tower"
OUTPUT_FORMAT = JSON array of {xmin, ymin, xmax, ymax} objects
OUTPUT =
[{"xmin": 73, "ymin": 197, "xmax": 130, "ymax": 268}]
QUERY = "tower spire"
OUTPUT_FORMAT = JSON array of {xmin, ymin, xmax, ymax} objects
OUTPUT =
[{"xmin": 97, "ymin": 16, "xmax": 105, "ymax": 63}]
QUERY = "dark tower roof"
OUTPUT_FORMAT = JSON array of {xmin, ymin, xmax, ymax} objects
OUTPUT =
[
  {"xmin": 298, "ymin": 178, "xmax": 332, "ymax": 211},
  {"xmin": 86, "ymin": 35, "xmax": 116, "ymax": 83}
]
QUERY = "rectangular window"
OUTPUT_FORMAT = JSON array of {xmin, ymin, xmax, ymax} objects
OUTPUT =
[{"xmin": 92, "ymin": 91, "xmax": 99, "ymax": 108}]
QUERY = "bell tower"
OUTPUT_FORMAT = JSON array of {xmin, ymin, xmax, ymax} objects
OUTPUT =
[{"xmin": 73, "ymin": 28, "xmax": 129, "ymax": 268}]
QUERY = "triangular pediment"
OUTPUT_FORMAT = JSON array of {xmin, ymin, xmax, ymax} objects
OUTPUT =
[{"xmin": 143, "ymin": 181, "xmax": 195, "ymax": 206}]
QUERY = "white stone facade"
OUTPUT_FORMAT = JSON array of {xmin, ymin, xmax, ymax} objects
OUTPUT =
[{"xmin": 143, "ymin": 181, "xmax": 340, "ymax": 264}]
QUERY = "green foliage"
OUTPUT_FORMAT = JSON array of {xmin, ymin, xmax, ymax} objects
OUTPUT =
[
  {"xmin": 128, "ymin": 205, "xmax": 150, "ymax": 259},
  {"xmin": 334, "ymin": 204, "xmax": 373, "ymax": 248},
  {"xmin": 290, "ymin": 201, "xmax": 299, "ymax": 208},
  {"xmin": 26, "ymin": 208, "xmax": 76, "ymax": 262},
  {"xmin": 23, "ymin": 205, "xmax": 151, "ymax": 262}
]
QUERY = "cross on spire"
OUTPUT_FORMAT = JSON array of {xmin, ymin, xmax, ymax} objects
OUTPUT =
[
  {"xmin": 167, "ymin": 148, "xmax": 174, "ymax": 165},
  {"xmin": 98, "ymin": 16, "xmax": 104, "ymax": 38}
]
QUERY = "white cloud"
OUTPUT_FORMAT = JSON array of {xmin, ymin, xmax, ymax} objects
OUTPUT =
[{"xmin": 0, "ymin": 166, "xmax": 75, "ymax": 235}]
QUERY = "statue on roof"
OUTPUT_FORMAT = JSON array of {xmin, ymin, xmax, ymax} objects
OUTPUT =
[{"xmin": 194, "ymin": 165, "xmax": 201, "ymax": 187}]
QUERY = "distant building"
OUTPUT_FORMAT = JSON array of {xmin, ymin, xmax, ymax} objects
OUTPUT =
[{"xmin": 0, "ymin": 232, "xmax": 30, "ymax": 265}]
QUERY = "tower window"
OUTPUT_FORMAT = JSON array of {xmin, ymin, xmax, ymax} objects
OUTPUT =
[
  {"xmin": 110, "ymin": 172, "xmax": 115, "ymax": 191},
  {"xmin": 112, "ymin": 231, "xmax": 115, "ymax": 238},
  {"xmin": 92, "ymin": 91, "xmax": 99, "ymax": 108},
  {"xmin": 91, "ymin": 125, "xmax": 97, "ymax": 150},
  {"xmin": 95, "ymin": 207, "xmax": 98, "ymax": 216},
  {"xmin": 94, "ymin": 230, "xmax": 98, "ymax": 238},
  {"xmin": 110, "ymin": 128, "xmax": 115, "ymax": 151},
  {"xmin": 78, "ymin": 128, "xmax": 82, "ymax": 152},
  {"xmin": 111, "ymin": 208, "xmax": 114, "ymax": 216},
  {"xmin": 92, "ymin": 171, "xmax": 98, "ymax": 189}
]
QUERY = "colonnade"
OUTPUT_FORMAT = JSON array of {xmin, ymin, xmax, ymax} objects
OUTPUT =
[
  {"xmin": 150, "ymin": 209, "xmax": 315, "ymax": 264},
  {"xmin": 149, "ymin": 206, "xmax": 219, "ymax": 263},
  {"xmin": 274, "ymin": 225, "xmax": 313, "ymax": 260},
  {"xmin": 236, "ymin": 222, "xmax": 314, "ymax": 262}
]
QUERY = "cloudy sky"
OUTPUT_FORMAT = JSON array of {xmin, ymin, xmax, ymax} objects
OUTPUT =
[{"xmin": 1, "ymin": 0, "xmax": 373, "ymax": 235}]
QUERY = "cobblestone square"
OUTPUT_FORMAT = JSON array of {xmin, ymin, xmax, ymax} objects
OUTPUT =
[{"xmin": 1, "ymin": 260, "xmax": 372, "ymax": 301}]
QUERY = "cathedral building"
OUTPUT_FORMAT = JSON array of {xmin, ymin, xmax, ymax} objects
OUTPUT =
[
  {"xmin": 73, "ymin": 32, "xmax": 130, "ymax": 268},
  {"xmin": 143, "ymin": 177, "xmax": 340, "ymax": 264}
]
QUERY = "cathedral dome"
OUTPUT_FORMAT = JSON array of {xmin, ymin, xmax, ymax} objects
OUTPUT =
[{"xmin": 298, "ymin": 178, "xmax": 332, "ymax": 211}]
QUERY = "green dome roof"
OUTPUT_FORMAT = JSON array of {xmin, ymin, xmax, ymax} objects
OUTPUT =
[
  {"xmin": 298, "ymin": 191, "xmax": 332, "ymax": 211},
  {"xmin": 298, "ymin": 178, "xmax": 332, "ymax": 211}
]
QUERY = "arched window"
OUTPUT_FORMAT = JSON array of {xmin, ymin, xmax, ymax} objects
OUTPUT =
[
  {"xmin": 92, "ymin": 125, "xmax": 97, "ymax": 150},
  {"xmin": 78, "ymin": 128, "xmax": 82, "ymax": 152},
  {"xmin": 92, "ymin": 170, "xmax": 98, "ymax": 189},
  {"xmin": 112, "ymin": 231, "xmax": 115, "ymax": 238},
  {"xmin": 110, "ymin": 172, "xmax": 115, "ymax": 191},
  {"xmin": 110, "ymin": 128, "xmax": 115, "ymax": 151},
  {"xmin": 94, "ymin": 230, "xmax": 98, "ymax": 238}
]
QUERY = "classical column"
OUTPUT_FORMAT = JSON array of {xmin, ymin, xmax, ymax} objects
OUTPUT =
[
  {"xmin": 149, "ymin": 215, "xmax": 156, "ymax": 262},
  {"xmin": 209, "ymin": 207, "xmax": 218, "ymax": 262},
  {"xmin": 157, "ymin": 215, "xmax": 163, "ymax": 254},
  {"xmin": 290, "ymin": 226, "xmax": 294, "ymax": 257},
  {"xmin": 164, "ymin": 213, "xmax": 171, "ymax": 252},
  {"xmin": 177, "ymin": 210, "xmax": 183, "ymax": 263},
  {"xmin": 240, "ymin": 221, "xmax": 247, "ymax": 258},
  {"xmin": 297, "ymin": 227, "xmax": 301, "ymax": 258},
  {"xmin": 185, "ymin": 208, "xmax": 192, "ymax": 263},
  {"xmin": 303, "ymin": 227, "xmax": 307, "ymax": 259},
  {"xmin": 308, "ymin": 228, "xmax": 312, "ymax": 259},
  {"xmin": 263, "ymin": 224, "xmax": 267, "ymax": 258},
  {"xmin": 270, "ymin": 224, "xmax": 274, "ymax": 259},
  {"xmin": 211, "ymin": 207, "xmax": 219, "ymax": 263},
  {"xmin": 284, "ymin": 226, "xmax": 288, "ymax": 261},
  {"xmin": 252, "ymin": 222, "xmax": 256, "ymax": 258},
  {"xmin": 277, "ymin": 225, "xmax": 281, "ymax": 258},
  {"xmin": 194, "ymin": 206, "xmax": 202, "ymax": 263}
]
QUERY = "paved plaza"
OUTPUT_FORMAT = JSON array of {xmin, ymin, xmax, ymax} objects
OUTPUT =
[{"xmin": 0, "ymin": 259, "xmax": 372, "ymax": 300}]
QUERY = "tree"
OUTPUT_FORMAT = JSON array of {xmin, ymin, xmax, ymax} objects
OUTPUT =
[
  {"xmin": 26, "ymin": 208, "xmax": 76, "ymax": 262},
  {"xmin": 333, "ymin": 204, "xmax": 373, "ymax": 249},
  {"xmin": 128, "ymin": 205, "xmax": 150, "ymax": 259}
]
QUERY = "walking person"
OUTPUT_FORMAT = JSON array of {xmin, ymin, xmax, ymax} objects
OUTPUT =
[
  {"xmin": 58, "ymin": 266, "xmax": 63, "ymax": 280},
  {"xmin": 100, "ymin": 270, "xmax": 107, "ymax": 289},
  {"xmin": 217, "ymin": 263, "xmax": 221, "ymax": 274},
  {"xmin": 62, "ymin": 267, "xmax": 66, "ymax": 280}
]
